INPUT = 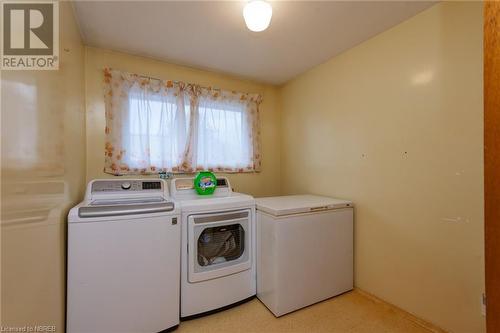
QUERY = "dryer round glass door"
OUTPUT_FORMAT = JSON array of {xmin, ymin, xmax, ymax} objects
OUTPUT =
[
  {"xmin": 198, "ymin": 224, "xmax": 245, "ymax": 266},
  {"xmin": 188, "ymin": 210, "xmax": 251, "ymax": 283}
]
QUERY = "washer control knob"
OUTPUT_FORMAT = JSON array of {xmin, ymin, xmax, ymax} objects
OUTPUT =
[{"xmin": 121, "ymin": 182, "xmax": 131, "ymax": 190}]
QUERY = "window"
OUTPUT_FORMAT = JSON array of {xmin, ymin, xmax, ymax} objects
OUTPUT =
[
  {"xmin": 103, "ymin": 68, "xmax": 262, "ymax": 175},
  {"xmin": 195, "ymin": 97, "xmax": 252, "ymax": 169},
  {"xmin": 126, "ymin": 92, "xmax": 190, "ymax": 170}
]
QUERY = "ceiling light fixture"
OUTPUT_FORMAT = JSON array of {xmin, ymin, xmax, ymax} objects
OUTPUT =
[{"xmin": 243, "ymin": 0, "xmax": 273, "ymax": 32}]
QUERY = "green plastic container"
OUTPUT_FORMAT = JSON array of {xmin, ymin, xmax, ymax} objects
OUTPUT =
[{"xmin": 194, "ymin": 171, "xmax": 217, "ymax": 195}]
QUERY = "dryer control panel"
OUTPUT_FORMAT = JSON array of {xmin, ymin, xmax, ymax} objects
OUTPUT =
[{"xmin": 170, "ymin": 177, "xmax": 231, "ymax": 199}]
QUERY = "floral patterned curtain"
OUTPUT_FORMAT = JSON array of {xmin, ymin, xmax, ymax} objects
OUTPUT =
[{"xmin": 103, "ymin": 68, "xmax": 262, "ymax": 175}]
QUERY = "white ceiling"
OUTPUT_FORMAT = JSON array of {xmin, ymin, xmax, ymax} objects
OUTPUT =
[{"xmin": 73, "ymin": 1, "xmax": 436, "ymax": 85}]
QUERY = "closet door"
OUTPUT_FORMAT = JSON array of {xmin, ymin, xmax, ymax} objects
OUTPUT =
[{"xmin": 484, "ymin": 2, "xmax": 500, "ymax": 332}]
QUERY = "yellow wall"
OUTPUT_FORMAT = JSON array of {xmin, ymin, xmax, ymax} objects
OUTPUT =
[
  {"xmin": 1, "ymin": 2, "xmax": 86, "ymax": 332},
  {"xmin": 280, "ymin": 2, "xmax": 484, "ymax": 333},
  {"xmin": 84, "ymin": 47, "xmax": 282, "ymax": 197}
]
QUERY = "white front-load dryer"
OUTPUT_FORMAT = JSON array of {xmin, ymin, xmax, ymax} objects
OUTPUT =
[{"xmin": 171, "ymin": 177, "xmax": 256, "ymax": 318}]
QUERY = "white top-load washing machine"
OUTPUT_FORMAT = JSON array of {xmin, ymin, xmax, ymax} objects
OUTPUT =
[
  {"xmin": 256, "ymin": 194, "xmax": 353, "ymax": 317},
  {"xmin": 67, "ymin": 179, "xmax": 180, "ymax": 333},
  {"xmin": 170, "ymin": 177, "xmax": 256, "ymax": 318}
]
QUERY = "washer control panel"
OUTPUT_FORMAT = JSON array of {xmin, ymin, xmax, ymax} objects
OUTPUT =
[{"xmin": 91, "ymin": 180, "xmax": 163, "ymax": 193}]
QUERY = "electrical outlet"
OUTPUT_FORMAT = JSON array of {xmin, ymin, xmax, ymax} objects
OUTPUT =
[{"xmin": 481, "ymin": 293, "xmax": 486, "ymax": 316}]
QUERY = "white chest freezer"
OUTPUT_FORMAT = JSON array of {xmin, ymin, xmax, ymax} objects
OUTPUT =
[{"xmin": 256, "ymin": 194, "xmax": 353, "ymax": 317}]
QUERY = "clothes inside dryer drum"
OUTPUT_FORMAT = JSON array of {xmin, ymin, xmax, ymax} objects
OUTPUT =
[{"xmin": 198, "ymin": 224, "xmax": 245, "ymax": 266}]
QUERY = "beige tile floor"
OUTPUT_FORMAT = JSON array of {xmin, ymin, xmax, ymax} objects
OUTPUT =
[{"xmin": 177, "ymin": 290, "xmax": 439, "ymax": 333}]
